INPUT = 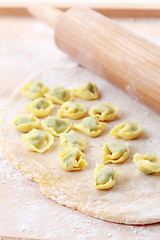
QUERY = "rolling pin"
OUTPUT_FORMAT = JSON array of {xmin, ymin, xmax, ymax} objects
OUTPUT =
[{"xmin": 29, "ymin": 5, "xmax": 160, "ymax": 114}]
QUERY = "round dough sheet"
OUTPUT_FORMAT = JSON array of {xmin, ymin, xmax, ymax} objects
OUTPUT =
[{"xmin": 1, "ymin": 65, "xmax": 160, "ymax": 225}]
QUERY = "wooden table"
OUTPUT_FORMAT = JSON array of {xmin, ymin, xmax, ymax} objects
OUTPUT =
[{"xmin": 0, "ymin": 10, "xmax": 160, "ymax": 240}]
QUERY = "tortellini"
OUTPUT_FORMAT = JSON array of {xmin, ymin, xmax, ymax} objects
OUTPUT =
[
  {"xmin": 45, "ymin": 86, "xmax": 71, "ymax": 104},
  {"xmin": 101, "ymin": 142, "xmax": 129, "ymax": 164},
  {"xmin": 73, "ymin": 116, "xmax": 106, "ymax": 137},
  {"xmin": 89, "ymin": 102, "xmax": 118, "ymax": 121},
  {"xmin": 94, "ymin": 164, "xmax": 119, "ymax": 190},
  {"xmin": 22, "ymin": 81, "xmax": 48, "ymax": 100},
  {"xmin": 58, "ymin": 101, "xmax": 86, "ymax": 120},
  {"xmin": 133, "ymin": 153, "xmax": 160, "ymax": 174},
  {"xmin": 110, "ymin": 122, "xmax": 142, "ymax": 140},
  {"xmin": 58, "ymin": 148, "xmax": 87, "ymax": 171},
  {"xmin": 25, "ymin": 97, "xmax": 54, "ymax": 118},
  {"xmin": 41, "ymin": 116, "xmax": 71, "ymax": 137},
  {"xmin": 60, "ymin": 130, "xmax": 86, "ymax": 151},
  {"xmin": 14, "ymin": 114, "xmax": 40, "ymax": 133},
  {"xmin": 23, "ymin": 128, "xmax": 54, "ymax": 153},
  {"xmin": 72, "ymin": 82, "xmax": 99, "ymax": 100}
]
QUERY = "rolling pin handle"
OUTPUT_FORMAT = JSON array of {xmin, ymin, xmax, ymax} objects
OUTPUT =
[{"xmin": 28, "ymin": 4, "xmax": 63, "ymax": 28}]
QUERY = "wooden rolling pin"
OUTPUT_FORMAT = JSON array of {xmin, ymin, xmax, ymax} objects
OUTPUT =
[{"xmin": 29, "ymin": 5, "xmax": 160, "ymax": 114}]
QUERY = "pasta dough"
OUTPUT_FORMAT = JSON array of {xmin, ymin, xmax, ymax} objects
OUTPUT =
[
  {"xmin": 25, "ymin": 97, "xmax": 54, "ymax": 118},
  {"xmin": 1, "ymin": 65, "xmax": 160, "ymax": 225},
  {"xmin": 23, "ymin": 128, "xmax": 54, "ymax": 153},
  {"xmin": 60, "ymin": 130, "xmax": 86, "ymax": 151},
  {"xmin": 133, "ymin": 153, "xmax": 160, "ymax": 174},
  {"xmin": 14, "ymin": 114, "xmax": 39, "ymax": 133},
  {"xmin": 41, "ymin": 116, "xmax": 71, "ymax": 137},
  {"xmin": 101, "ymin": 142, "xmax": 129, "ymax": 164},
  {"xmin": 72, "ymin": 82, "xmax": 99, "ymax": 100},
  {"xmin": 45, "ymin": 86, "xmax": 71, "ymax": 104},
  {"xmin": 94, "ymin": 164, "xmax": 119, "ymax": 190},
  {"xmin": 110, "ymin": 122, "xmax": 142, "ymax": 140},
  {"xmin": 22, "ymin": 81, "xmax": 48, "ymax": 100},
  {"xmin": 89, "ymin": 102, "xmax": 119, "ymax": 121},
  {"xmin": 58, "ymin": 148, "xmax": 87, "ymax": 171},
  {"xmin": 58, "ymin": 101, "xmax": 86, "ymax": 119},
  {"xmin": 73, "ymin": 116, "xmax": 106, "ymax": 137}
]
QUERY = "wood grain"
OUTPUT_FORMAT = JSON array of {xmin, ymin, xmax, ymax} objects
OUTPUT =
[
  {"xmin": 1, "ymin": 3, "xmax": 160, "ymax": 17},
  {"xmin": 55, "ymin": 7, "xmax": 160, "ymax": 114},
  {"xmin": 28, "ymin": 4, "xmax": 63, "ymax": 28}
]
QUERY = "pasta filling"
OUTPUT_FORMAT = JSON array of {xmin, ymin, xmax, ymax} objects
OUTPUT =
[{"xmin": 82, "ymin": 117, "xmax": 98, "ymax": 132}]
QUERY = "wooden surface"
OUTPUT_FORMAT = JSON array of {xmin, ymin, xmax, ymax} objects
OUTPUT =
[
  {"xmin": 0, "ymin": 16, "xmax": 160, "ymax": 239},
  {"xmin": 28, "ymin": 4, "xmax": 63, "ymax": 28},
  {"xmin": 1, "ymin": 2, "xmax": 160, "ymax": 18}
]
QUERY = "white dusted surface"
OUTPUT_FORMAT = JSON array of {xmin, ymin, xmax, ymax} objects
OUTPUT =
[{"xmin": 1, "ymin": 16, "xmax": 160, "ymax": 239}]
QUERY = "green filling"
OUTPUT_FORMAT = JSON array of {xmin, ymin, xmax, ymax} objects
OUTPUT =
[
  {"xmin": 84, "ymin": 82, "xmax": 95, "ymax": 93},
  {"xmin": 107, "ymin": 142, "xmax": 127, "ymax": 158},
  {"xmin": 17, "ymin": 116, "xmax": 34, "ymax": 125},
  {"xmin": 82, "ymin": 117, "xmax": 98, "ymax": 132},
  {"xmin": 64, "ymin": 149, "xmax": 79, "ymax": 167},
  {"xmin": 47, "ymin": 117, "xmax": 68, "ymax": 133},
  {"xmin": 67, "ymin": 103, "xmax": 83, "ymax": 113},
  {"xmin": 97, "ymin": 167, "xmax": 114, "ymax": 184},
  {"xmin": 30, "ymin": 131, "xmax": 46, "ymax": 148},
  {"xmin": 122, "ymin": 123, "xmax": 138, "ymax": 132},
  {"xmin": 51, "ymin": 87, "xmax": 68, "ymax": 101},
  {"xmin": 66, "ymin": 130, "xmax": 83, "ymax": 146},
  {"xmin": 95, "ymin": 104, "xmax": 113, "ymax": 114},
  {"xmin": 35, "ymin": 100, "xmax": 47, "ymax": 109},
  {"xmin": 29, "ymin": 82, "xmax": 41, "ymax": 94}
]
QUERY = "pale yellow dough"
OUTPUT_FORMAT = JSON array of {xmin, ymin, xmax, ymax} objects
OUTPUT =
[
  {"xmin": 45, "ymin": 86, "xmax": 71, "ymax": 104},
  {"xmin": 73, "ymin": 116, "xmax": 106, "ymax": 137},
  {"xmin": 101, "ymin": 142, "xmax": 129, "ymax": 164},
  {"xmin": 22, "ymin": 81, "xmax": 48, "ymax": 100},
  {"xmin": 72, "ymin": 82, "xmax": 99, "ymax": 100},
  {"xmin": 25, "ymin": 97, "xmax": 54, "ymax": 118},
  {"xmin": 23, "ymin": 128, "xmax": 54, "ymax": 153},
  {"xmin": 60, "ymin": 130, "xmax": 86, "ymax": 151},
  {"xmin": 110, "ymin": 122, "xmax": 142, "ymax": 140},
  {"xmin": 94, "ymin": 164, "xmax": 119, "ymax": 190},
  {"xmin": 58, "ymin": 147, "xmax": 87, "ymax": 171},
  {"xmin": 41, "ymin": 116, "xmax": 71, "ymax": 137},
  {"xmin": 58, "ymin": 101, "xmax": 86, "ymax": 119},
  {"xmin": 14, "ymin": 114, "xmax": 40, "ymax": 133},
  {"xmin": 89, "ymin": 102, "xmax": 119, "ymax": 121},
  {"xmin": 1, "ymin": 66, "xmax": 160, "ymax": 225},
  {"xmin": 133, "ymin": 153, "xmax": 160, "ymax": 174}
]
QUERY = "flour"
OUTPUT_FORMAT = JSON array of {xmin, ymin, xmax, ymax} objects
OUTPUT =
[{"xmin": 1, "ymin": 17, "xmax": 160, "ymax": 240}]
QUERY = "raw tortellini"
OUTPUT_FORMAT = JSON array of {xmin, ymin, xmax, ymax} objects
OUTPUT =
[
  {"xmin": 14, "ymin": 114, "xmax": 39, "ymax": 133},
  {"xmin": 94, "ymin": 164, "xmax": 119, "ymax": 190},
  {"xmin": 133, "ymin": 153, "xmax": 160, "ymax": 174},
  {"xmin": 23, "ymin": 128, "xmax": 54, "ymax": 153},
  {"xmin": 45, "ymin": 86, "xmax": 71, "ymax": 104},
  {"xmin": 72, "ymin": 82, "xmax": 99, "ymax": 100},
  {"xmin": 73, "ymin": 116, "xmax": 106, "ymax": 137},
  {"xmin": 22, "ymin": 81, "xmax": 48, "ymax": 100},
  {"xmin": 60, "ymin": 130, "xmax": 86, "ymax": 151},
  {"xmin": 110, "ymin": 122, "xmax": 142, "ymax": 140},
  {"xmin": 58, "ymin": 148, "xmax": 87, "ymax": 171},
  {"xmin": 89, "ymin": 102, "xmax": 118, "ymax": 121},
  {"xmin": 58, "ymin": 101, "xmax": 86, "ymax": 120},
  {"xmin": 25, "ymin": 97, "xmax": 54, "ymax": 118},
  {"xmin": 41, "ymin": 116, "xmax": 71, "ymax": 137},
  {"xmin": 101, "ymin": 142, "xmax": 129, "ymax": 164}
]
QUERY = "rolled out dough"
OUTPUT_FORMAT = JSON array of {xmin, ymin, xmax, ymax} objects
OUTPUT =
[{"xmin": 1, "ymin": 65, "xmax": 160, "ymax": 225}]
